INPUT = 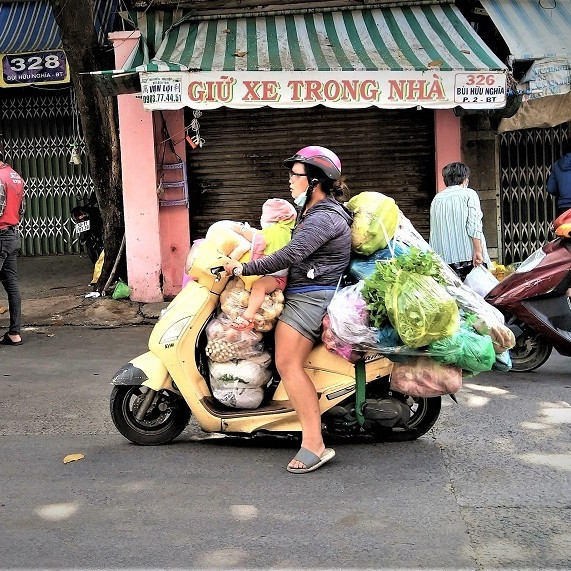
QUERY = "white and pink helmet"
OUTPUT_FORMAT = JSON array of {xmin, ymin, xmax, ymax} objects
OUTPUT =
[{"xmin": 283, "ymin": 146, "xmax": 342, "ymax": 181}]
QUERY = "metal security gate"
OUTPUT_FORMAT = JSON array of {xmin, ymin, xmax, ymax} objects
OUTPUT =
[
  {"xmin": 185, "ymin": 106, "xmax": 435, "ymax": 240},
  {"xmin": 0, "ymin": 86, "xmax": 94, "ymax": 256},
  {"xmin": 499, "ymin": 123, "xmax": 568, "ymax": 265}
]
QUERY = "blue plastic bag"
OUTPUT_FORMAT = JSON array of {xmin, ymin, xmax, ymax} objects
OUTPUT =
[{"xmin": 349, "ymin": 242, "xmax": 410, "ymax": 281}]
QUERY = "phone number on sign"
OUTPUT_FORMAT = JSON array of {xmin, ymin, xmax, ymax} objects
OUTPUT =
[{"xmin": 141, "ymin": 92, "xmax": 182, "ymax": 104}]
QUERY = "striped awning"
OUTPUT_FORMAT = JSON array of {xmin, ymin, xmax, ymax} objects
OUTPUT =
[
  {"xmin": 132, "ymin": 4, "xmax": 504, "ymax": 73},
  {"xmin": 96, "ymin": 4, "xmax": 507, "ymax": 110},
  {"xmin": 1, "ymin": 0, "xmax": 120, "ymax": 88},
  {"xmin": 480, "ymin": 0, "xmax": 571, "ymax": 60},
  {"xmin": 0, "ymin": 0, "xmax": 61, "ymax": 53},
  {"xmin": 0, "ymin": 0, "xmax": 119, "ymax": 53}
]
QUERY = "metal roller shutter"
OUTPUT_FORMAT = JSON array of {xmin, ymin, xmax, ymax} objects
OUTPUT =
[
  {"xmin": 1, "ymin": 86, "xmax": 94, "ymax": 256},
  {"xmin": 185, "ymin": 106, "xmax": 434, "ymax": 240}
]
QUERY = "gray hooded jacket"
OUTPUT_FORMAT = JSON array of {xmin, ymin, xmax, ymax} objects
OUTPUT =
[{"xmin": 242, "ymin": 197, "xmax": 353, "ymax": 290}]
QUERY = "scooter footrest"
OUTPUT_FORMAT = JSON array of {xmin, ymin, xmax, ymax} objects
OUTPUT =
[{"xmin": 201, "ymin": 397, "xmax": 295, "ymax": 418}]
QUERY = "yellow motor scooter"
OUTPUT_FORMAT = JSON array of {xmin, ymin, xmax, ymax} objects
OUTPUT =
[{"xmin": 110, "ymin": 244, "xmax": 441, "ymax": 445}]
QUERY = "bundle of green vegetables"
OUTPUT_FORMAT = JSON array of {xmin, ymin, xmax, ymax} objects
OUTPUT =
[{"xmin": 362, "ymin": 247, "xmax": 460, "ymax": 348}]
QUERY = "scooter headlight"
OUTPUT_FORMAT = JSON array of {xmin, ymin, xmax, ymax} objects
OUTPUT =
[
  {"xmin": 159, "ymin": 317, "xmax": 191, "ymax": 344},
  {"xmin": 515, "ymin": 249, "xmax": 546, "ymax": 273}
]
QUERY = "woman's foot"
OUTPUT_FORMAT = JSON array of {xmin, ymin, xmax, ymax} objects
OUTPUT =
[
  {"xmin": 1, "ymin": 333, "xmax": 22, "ymax": 346},
  {"xmin": 287, "ymin": 447, "xmax": 335, "ymax": 474},
  {"xmin": 231, "ymin": 315, "xmax": 254, "ymax": 331}
]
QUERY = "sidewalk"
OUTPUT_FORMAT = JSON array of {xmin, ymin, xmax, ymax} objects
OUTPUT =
[{"xmin": 0, "ymin": 254, "xmax": 168, "ymax": 330}]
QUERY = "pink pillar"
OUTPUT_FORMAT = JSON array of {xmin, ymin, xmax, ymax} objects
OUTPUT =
[
  {"xmin": 434, "ymin": 109, "xmax": 461, "ymax": 192},
  {"xmin": 156, "ymin": 111, "xmax": 191, "ymax": 297},
  {"xmin": 111, "ymin": 32, "xmax": 163, "ymax": 302}
]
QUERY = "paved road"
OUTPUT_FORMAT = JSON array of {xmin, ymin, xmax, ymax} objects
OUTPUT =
[{"xmin": 1, "ymin": 326, "xmax": 569, "ymax": 569}]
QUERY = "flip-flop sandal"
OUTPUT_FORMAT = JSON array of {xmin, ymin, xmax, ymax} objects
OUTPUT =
[
  {"xmin": 0, "ymin": 333, "xmax": 23, "ymax": 346},
  {"xmin": 286, "ymin": 447, "xmax": 335, "ymax": 474},
  {"xmin": 231, "ymin": 316, "xmax": 254, "ymax": 331}
]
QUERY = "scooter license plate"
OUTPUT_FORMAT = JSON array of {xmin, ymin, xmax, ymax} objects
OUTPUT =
[{"xmin": 74, "ymin": 220, "xmax": 90, "ymax": 233}]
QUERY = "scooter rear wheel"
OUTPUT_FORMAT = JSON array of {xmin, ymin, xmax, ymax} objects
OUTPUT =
[
  {"xmin": 377, "ymin": 395, "xmax": 442, "ymax": 442},
  {"xmin": 110, "ymin": 386, "xmax": 191, "ymax": 445},
  {"xmin": 510, "ymin": 330, "xmax": 553, "ymax": 372}
]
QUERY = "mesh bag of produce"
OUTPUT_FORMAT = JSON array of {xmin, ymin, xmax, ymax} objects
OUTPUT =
[
  {"xmin": 205, "ymin": 314, "xmax": 264, "ymax": 362},
  {"xmin": 389, "ymin": 356, "xmax": 462, "ymax": 397},
  {"xmin": 385, "ymin": 271, "xmax": 460, "ymax": 348},
  {"xmin": 220, "ymin": 279, "xmax": 284, "ymax": 333}
]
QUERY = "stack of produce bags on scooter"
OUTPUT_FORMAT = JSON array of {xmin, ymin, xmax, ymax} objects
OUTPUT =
[
  {"xmin": 200, "ymin": 225, "xmax": 285, "ymax": 409},
  {"xmin": 205, "ymin": 311, "xmax": 271, "ymax": 409},
  {"xmin": 323, "ymin": 192, "xmax": 516, "ymax": 397}
]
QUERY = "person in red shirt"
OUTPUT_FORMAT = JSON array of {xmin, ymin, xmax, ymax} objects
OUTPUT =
[{"xmin": 0, "ymin": 145, "xmax": 25, "ymax": 345}]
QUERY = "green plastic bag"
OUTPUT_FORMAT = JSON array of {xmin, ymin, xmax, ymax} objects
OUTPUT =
[
  {"xmin": 346, "ymin": 192, "xmax": 399, "ymax": 255},
  {"xmin": 112, "ymin": 279, "xmax": 131, "ymax": 300},
  {"xmin": 385, "ymin": 270, "xmax": 459, "ymax": 348},
  {"xmin": 428, "ymin": 323, "xmax": 496, "ymax": 375}
]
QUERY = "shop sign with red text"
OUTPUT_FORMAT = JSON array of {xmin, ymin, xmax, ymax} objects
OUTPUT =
[{"xmin": 140, "ymin": 70, "xmax": 507, "ymax": 110}]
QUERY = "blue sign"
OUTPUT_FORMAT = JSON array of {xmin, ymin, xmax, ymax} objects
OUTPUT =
[{"xmin": 1, "ymin": 50, "xmax": 69, "ymax": 86}]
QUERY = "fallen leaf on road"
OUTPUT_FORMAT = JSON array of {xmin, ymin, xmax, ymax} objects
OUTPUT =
[
  {"xmin": 0, "ymin": 306, "xmax": 7, "ymax": 314},
  {"xmin": 63, "ymin": 453, "xmax": 85, "ymax": 464},
  {"xmin": 428, "ymin": 60, "xmax": 443, "ymax": 67},
  {"xmin": 234, "ymin": 50, "xmax": 248, "ymax": 57}
]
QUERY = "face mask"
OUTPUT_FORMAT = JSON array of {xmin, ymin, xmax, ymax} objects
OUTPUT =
[{"xmin": 294, "ymin": 190, "xmax": 307, "ymax": 208}]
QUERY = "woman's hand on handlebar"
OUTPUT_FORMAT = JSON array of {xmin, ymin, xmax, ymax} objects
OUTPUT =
[{"xmin": 223, "ymin": 259, "xmax": 243, "ymax": 276}]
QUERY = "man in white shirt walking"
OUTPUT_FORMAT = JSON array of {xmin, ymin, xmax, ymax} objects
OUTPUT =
[{"xmin": 429, "ymin": 162, "xmax": 489, "ymax": 281}]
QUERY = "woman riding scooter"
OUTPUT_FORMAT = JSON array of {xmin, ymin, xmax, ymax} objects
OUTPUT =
[{"xmin": 224, "ymin": 146, "xmax": 353, "ymax": 474}]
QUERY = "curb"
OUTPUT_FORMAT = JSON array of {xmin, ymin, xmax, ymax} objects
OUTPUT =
[{"xmin": 0, "ymin": 295, "xmax": 169, "ymax": 329}]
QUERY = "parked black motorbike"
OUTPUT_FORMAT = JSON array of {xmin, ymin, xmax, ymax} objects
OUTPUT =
[{"xmin": 70, "ymin": 192, "xmax": 104, "ymax": 263}]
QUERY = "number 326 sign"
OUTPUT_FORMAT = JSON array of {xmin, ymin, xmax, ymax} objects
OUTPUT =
[{"xmin": 1, "ymin": 50, "xmax": 69, "ymax": 87}]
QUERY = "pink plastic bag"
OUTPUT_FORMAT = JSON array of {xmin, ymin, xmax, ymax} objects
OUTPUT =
[{"xmin": 389, "ymin": 356, "xmax": 462, "ymax": 397}]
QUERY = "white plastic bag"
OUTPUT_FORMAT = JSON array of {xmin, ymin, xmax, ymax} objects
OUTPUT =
[
  {"xmin": 446, "ymin": 284, "xmax": 505, "ymax": 329},
  {"xmin": 464, "ymin": 265, "xmax": 499, "ymax": 298},
  {"xmin": 209, "ymin": 356, "xmax": 272, "ymax": 388},
  {"xmin": 212, "ymin": 386, "xmax": 265, "ymax": 409}
]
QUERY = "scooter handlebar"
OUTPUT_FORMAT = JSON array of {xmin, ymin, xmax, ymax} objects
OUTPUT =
[{"xmin": 210, "ymin": 265, "xmax": 227, "ymax": 280}]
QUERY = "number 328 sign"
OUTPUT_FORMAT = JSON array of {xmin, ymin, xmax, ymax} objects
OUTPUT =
[{"xmin": 1, "ymin": 50, "xmax": 69, "ymax": 87}]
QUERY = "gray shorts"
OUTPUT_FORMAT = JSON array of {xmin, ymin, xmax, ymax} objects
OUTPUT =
[{"xmin": 279, "ymin": 290, "xmax": 336, "ymax": 343}]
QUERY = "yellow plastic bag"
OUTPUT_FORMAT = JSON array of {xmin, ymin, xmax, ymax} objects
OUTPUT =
[
  {"xmin": 346, "ymin": 192, "xmax": 399, "ymax": 255},
  {"xmin": 91, "ymin": 250, "xmax": 104, "ymax": 285},
  {"xmin": 385, "ymin": 270, "xmax": 460, "ymax": 348}
]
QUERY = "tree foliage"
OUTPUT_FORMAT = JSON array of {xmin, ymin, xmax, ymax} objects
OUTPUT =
[{"xmin": 48, "ymin": 0, "xmax": 125, "ymax": 291}]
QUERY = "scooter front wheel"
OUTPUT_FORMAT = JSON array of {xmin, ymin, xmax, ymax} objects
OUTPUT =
[{"xmin": 110, "ymin": 386, "xmax": 191, "ymax": 445}]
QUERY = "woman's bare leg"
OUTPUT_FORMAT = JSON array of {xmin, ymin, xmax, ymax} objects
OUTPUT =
[
  {"xmin": 274, "ymin": 320, "xmax": 324, "ymax": 469},
  {"xmin": 242, "ymin": 276, "xmax": 279, "ymax": 321}
]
